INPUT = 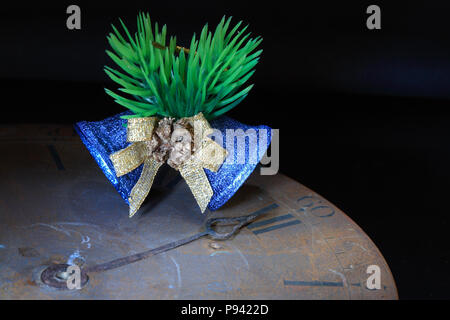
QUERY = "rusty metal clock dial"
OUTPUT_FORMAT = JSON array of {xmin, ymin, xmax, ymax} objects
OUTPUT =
[{"xmin": 0, "ymin": 125, "xmax": 397, "ymax": 299}]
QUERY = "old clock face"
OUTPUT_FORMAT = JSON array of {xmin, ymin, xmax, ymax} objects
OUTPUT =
[{"xmin": 0, "ymin": 127, "xmax": 397, "ymax": 299}]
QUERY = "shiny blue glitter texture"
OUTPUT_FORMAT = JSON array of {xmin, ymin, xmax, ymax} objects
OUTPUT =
[{"xmin": 74, "ymin": 112, "xmax": 272, "ymax": 211}]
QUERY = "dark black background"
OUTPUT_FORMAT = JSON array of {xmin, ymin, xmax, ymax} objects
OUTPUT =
[{"xmin": 1, "ymin": 0, "xmax": 449, "ymax": 299}]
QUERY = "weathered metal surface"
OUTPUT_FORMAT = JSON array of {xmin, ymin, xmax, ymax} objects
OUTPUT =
[
  {"xmin": 0, "ymin": 124, "xmax": 398, "ymax": 299},
  {"xmin": 40, "ymin": 263, "xmax": 89, "ymax": 290}
]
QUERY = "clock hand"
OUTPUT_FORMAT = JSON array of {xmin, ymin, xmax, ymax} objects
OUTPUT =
[{"xmin": 40, "ymin": 211, "xmax": 267, "ymax": 289}]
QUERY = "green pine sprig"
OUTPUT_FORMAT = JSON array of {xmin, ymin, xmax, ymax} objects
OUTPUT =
[{"xmin": 104, "ymin": 13, "xmax": 262, "ymax": 120}]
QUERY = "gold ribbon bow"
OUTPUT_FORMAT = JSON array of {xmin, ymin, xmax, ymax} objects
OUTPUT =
[{"xmin": 109, "ymin": 113, "xmax": 227, "ymax": 217}]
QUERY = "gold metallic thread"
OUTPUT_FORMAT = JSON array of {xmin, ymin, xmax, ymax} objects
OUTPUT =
[
  {"xmin": 189, "ymin": 112, "xmax": 214, "ymax": 148},
  {"xmin": 110, "ymin": 142, "xmax": 148, "ymax": 177},
  {"xmin": 128, "ymin": 158, "xmax": 163, "ymax": 217},
  {"xmin": 193, "ymin": 138, "xmax": 228, "ymax": 172},
  {"xmin": 179, "ymin": 158, "xmax": 214, "ymax": 213},
  {"xmin": 110, "ymin": 113, "xmax": 227, "ymax": 216},
  {"xmin": 127, "ymin": 117, "xmax": 157, "ymax": 142}
]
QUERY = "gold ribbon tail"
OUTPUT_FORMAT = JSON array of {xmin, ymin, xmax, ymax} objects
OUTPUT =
[
  {"xmin": 128, "ymin": 158, "xmax": 163, "ymax": 217},
  {"xmin": 179, "ymin": 159, "xmax": 214, "ymax": 213}
]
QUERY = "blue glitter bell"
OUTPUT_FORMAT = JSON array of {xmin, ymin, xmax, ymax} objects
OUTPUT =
[{"xmin": 75, "ymin": 113, "xmax": 272, "ymax": 212}]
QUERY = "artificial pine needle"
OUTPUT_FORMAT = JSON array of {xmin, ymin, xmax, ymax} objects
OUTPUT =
[{"xmin": 105, "ymin": 13, "xmax": 262, "ymax": 120}]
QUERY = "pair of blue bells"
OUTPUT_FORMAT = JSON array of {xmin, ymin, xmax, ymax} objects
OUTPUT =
[{"xmin": 75, "ymin": 112, "xmax": 272, "ymax": 212}]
